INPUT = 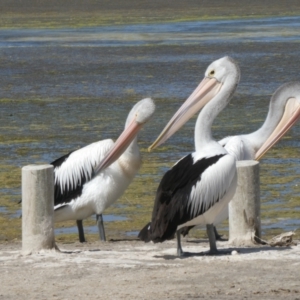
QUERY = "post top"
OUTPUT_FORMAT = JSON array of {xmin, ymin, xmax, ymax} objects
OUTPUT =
[
  {"xmin": 236, "ymin": 160, "xmax": 259, "ymax": 167},
  {"xmin": 22, "ymin": 164, "xmax": 53, "ymax": 171}
]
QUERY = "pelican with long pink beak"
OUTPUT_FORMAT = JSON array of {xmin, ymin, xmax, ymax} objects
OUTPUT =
[
  {"xmin": 139, "ymin": 56, "xmax": 241, "ymax": 256},
  {"xmin": 184, "ymin": 82, "xmax": 300, "ymax": 240},
  {"xmin": 219, "ymin": 81, "xmax": 300, "ymax": 161},
  {"xmin": 254, "ymin": 82, "xmax": 300, "ymax": 160},
  {"xmin": 52, "ymin": 98, "xmax": 155, "ymax": 243}
]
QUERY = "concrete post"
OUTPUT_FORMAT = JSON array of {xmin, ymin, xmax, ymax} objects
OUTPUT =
[
  {"xmin": 22, "ymin": 164, "xmax": 56, "ymax": 254},
  {"xmin": 229, "ymin": 160, "xmax": 261, "ymax": 246}
]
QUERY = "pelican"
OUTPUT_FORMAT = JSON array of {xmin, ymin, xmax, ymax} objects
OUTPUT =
[
  {"xmin": 138, "ymin": 56, "xmax": 241, "ymax": 256},
  {"xmin": 220, "ymin": 81, "xmax": 300, "ymax": 160},
  {"xmin": 217, "ymin": 82, "xmax": 300, "ymax": 231},
  {"xmin": 183, "ymin": 81, "xmax": 300, "ymax": 239},
  {"xmin": 52, "ymin": 98, "xmax": 155, "ymax": 243}
]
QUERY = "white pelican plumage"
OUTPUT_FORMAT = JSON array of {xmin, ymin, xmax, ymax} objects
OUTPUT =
[
  {"xmin": 52, "ymin": 98, "xmax": 155, "ymax": 242},
  {"xmin": 220, "ymin": 81, "xmax": 300, "ymax": 161},
  {"xmin": 184, "ymin": 81, "xmax": 300, "ymax": 239},
  {"xmin": 217, "ymin": 82, "xmax": 300, "ymax": 230},
  {"xmin": 139, "ymin": 56, "xmax": 241, "ymax": 256}
]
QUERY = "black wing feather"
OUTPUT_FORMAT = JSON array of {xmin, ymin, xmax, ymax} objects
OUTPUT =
[
  {"xmin": 51, "ymin": 151, "xmax": 93, "ymax": 206},
  {"xmin": 51, "ymin": 151, "xmax": 74, "ymax": 168},
  {"xmin": 139, "ymin": 153, "xmax": 224, "ymax": 243}
]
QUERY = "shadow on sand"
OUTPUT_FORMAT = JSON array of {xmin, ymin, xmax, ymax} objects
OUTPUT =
[{"xmin": 154, "ymin": 238, "xmax": 292, "ymax": 260}]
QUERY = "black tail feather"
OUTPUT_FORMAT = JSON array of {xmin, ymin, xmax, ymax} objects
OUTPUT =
[{"xmin": 138, "ymin": 222, "xmax": 152, "ymax": 242}]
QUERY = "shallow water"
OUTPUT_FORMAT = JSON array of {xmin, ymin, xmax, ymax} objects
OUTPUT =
[
  {"xmin": 0, "ymin": 16, "xmax": 299, "ymax": 240},
  {"xmin": 54, "ymin": 215, "xmax": 127, "ymax": 235},
  {"xmin": 1, "ymin": 16, "xmax": 300, "ymax": 47}
]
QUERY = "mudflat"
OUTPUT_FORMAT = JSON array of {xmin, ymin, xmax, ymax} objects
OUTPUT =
[{"xmin": 1, "ymin": 239, "xmax": 300, "ymax": 299}]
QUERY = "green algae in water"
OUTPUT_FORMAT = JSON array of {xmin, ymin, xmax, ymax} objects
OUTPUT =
[
  {"xmin": 0, "ymin": 165, "xmax": 21, "ymax": 190},
  {"xmin": 1, "ymin": 3, "xmax": 300, "ymax": 30},
  {"xmin": 0, "ymin": 215, "xmax": 21, "ymax": 241},
  {"xmin": 1, "ymin": 147, "xmax": 299, "ymax": 242}
]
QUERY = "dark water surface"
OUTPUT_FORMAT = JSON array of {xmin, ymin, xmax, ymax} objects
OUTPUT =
[
  {"xmin": 0, "ymin": 16, "xmax": 299, "ymax": 239},
  {"xmin": 1, "ymin": 16, "xmax": 300, "ymax": 47}
]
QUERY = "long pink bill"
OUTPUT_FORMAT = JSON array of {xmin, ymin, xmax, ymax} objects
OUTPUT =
[
  {"xmin": 148, "ymin": 77, "xmax": 222, "ymax": 151},
  {"xmin": 255, "ymin": 97, "xmax": 300, "ymax": 160},
  {"xmin": 94, "ymin": 119, "xmax": 142, "ymax": 175}
]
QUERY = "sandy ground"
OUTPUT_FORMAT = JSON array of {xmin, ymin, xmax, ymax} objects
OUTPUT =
[{"xmin": 0, "ymin": 238, "xmax": 299, "ymax": 299}]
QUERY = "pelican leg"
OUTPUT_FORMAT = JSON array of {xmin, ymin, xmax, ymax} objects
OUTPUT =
[
  {"xmin": 207, "ymin": 223, "xmax": 218, "ymax": 253},
  {"xmin": 176, "ymin": 224, "xmax": 231, "ymax": 257},
  {"xmin": 176, "ymin": 230, "xmax": 184, "ymax": 257},
  {"xmin": 176, "ymin": 229, "xmax": 196, "ymax": 257},
  {"xmin": 96, "ymin": 214, "xmax": 106, "ymax": 241},
  {"xmin": 214, "ymin": 226, "xmax": 223, "ymax": 241},
  {"xmin": 206, "ymin": 224, "xmax": 232, "ymax": 255},
  {"xmin": 76, "ymin": 220, "xmax": 86, "ymax": 243}
]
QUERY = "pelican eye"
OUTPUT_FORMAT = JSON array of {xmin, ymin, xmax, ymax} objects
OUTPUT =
[{"xmin": 209, "ymin": 70, "xmax": 215, "ymax": 76}]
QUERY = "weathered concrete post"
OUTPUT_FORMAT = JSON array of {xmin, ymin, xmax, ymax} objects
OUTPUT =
[
  {"xmin": 229, "ymin": 160, "xmax": 261, "ymax": 246},
  {"xmin": 22, "ymin": 164, "xmax": 56, "ymax": 254}
]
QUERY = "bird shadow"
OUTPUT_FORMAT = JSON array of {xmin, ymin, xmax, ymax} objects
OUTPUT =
[
  {"xmin": 154, "ymin": 244, "xmax": 293, "ymax": 260},
  {"xmin": 109, "ymin": 238, "xmax": 140, "ymax": 242},
  {"xmin": 56, "ymin": 238, "xmax": 140, "ymax": 254},
  {"xmin": 57, "ymin": 248, "xmax": 103, "ymax": 254}
]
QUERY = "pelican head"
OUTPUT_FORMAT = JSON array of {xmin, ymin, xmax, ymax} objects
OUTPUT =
[
  {"xmin": 148, "ymin": 56, "xmax": 240, "ymax": 151},
  {"xmin": 126, "ymin": 97, "xmax": 156, "ymax": 127},
  {"xmin": 255, "ymin": 82, "xmax": 300, "ymax": 160},
  {"xmin": 95, "ymin": 98, "xmax": 155, "ymax": 173}
]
